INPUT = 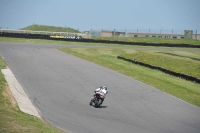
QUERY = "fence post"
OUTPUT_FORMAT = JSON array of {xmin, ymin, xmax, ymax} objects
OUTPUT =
[
  {"xmin": 90, "ymin": 28, "xmax": 92, "ymax": 37},
  {"xmin": 160, "ymin": 29, "xmax": 162, "ymax": 37},
  {"xmin": 196, "ymin": 29, "xmax": 197, "ymax": 40}
]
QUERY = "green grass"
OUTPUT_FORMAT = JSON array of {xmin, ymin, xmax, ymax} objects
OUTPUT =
[
  {"xmin": 92, "ymin": 36, "xmax": 200, "ymax": 45},
  {"xmin": 120, "ymin": 51, "xmax": 200, "ymax": 78},
  {"xmin": 21, "ymin": 24, "xmax": 80, "ymax": 33},
  {"xmin": 0, "ymin": 57, "xmax": 66, "ymax": 133},
  {"xmin": 59, "ymin": 48, "xmax": 200, "ymax": 107},
  {"xmin": 0, "ymin": 37, "xmax": 72, "ymax": 45},
  {"xmin": 0, "ymin": 37, "xmax": 121, "ymax": 47}
]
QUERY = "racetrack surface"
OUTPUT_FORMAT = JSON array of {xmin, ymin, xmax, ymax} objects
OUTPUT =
[{"xmin": 0, "ymin": 42, "xmax": 200, "ymax": 133}]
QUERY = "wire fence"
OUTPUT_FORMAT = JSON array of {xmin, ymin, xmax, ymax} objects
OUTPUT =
[
  {"xmin": 0, "ymin": 28, "xmax": 199, "ymax": 40},
  {"xmin": 85, "ymin": 29, "xmax": 200, "ymax": 40}
]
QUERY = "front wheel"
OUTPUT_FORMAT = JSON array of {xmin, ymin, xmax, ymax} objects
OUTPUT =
[
  {"xmin": 94, "ymin": 99, "xmax": 102, "ymax": 108},
  {"xmin": 89, "ymin": 100, "xmax": 93, "ymax": 106}
]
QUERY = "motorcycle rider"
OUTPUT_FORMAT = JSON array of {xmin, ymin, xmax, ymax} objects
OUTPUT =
[{"xmin": 90, "ymin": 86, "xmax": 108, "ymax": 106}]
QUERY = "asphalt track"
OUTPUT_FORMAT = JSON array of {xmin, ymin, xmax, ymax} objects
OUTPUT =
[{"xmin": 0, "ymin": 42, "xmax": 200, "ymax": 133}]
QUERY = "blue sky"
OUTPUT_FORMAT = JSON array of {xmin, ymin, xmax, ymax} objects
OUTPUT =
[{"xmin": 0, "ymin": 0, "xmax": 199, "ymax": 33}]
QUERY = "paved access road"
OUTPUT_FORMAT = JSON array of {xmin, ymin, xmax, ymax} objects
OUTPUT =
[{"xmin": 0, "ymin": 42, "xmax": 200, "ymax": 133}]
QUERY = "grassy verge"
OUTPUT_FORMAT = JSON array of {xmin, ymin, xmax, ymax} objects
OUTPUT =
[
  {"xmin": 92, "ymin": 36, "xmax": 200, "ymax": 45},
  {"xmin": 0, "ymin": 57, "xmax": 66, "ymax": 133},
  {"xmin": 0, "ymin": 37, "xmax": 122, "ymax": 47},
  {"xmin": 59, "ymin": 48, "xmax": 200, "ymax": 107},
  {"xmin": 0, "ymin": 37, "xmax": 75, "ymax": 45}
]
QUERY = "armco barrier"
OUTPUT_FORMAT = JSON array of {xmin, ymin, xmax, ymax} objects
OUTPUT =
[
  {"xmin": 0, "ymin": 32, "xmax": 50, "ymax": 39},
  {"xmin": 117, "ymin": 56, "xmax": 200, "ymax": 84},
  {"xmin": 1, "ymin": 32, "xmax": 200, "ymax": 48}
]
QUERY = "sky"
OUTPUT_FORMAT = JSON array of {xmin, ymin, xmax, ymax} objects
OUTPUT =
[{"xmin": 0, "ymin": 0, "xmax": 200, "ymax": 34}]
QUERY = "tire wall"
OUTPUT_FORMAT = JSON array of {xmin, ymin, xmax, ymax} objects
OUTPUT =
[{"xmin": 117, "ymin": 56, "xmax": 200, "ymax": 84}]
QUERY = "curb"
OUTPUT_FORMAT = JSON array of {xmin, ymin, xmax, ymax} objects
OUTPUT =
[{"xmin": 1, "ymin": 69, "xmax": 40, "ymax": 117}]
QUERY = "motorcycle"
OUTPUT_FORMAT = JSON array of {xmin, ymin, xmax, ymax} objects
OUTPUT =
[{"xmin": 89, "ymin": 92, "xmax": 105, "ymax": 108}]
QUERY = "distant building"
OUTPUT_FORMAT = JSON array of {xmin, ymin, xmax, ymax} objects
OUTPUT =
[
  {"xmin": 127, "ymin": 32, "xmax": 184, "ymax": 39},
  {"xmin": 184, "ymin": 30, "xmax": 193, "ymax": 39},
  {"xmin": 86, "ymin": 29, "xmax": 200, "ymax": 40},
  {"xmin": 101, "ymin": 30, "xmax": 125, "ymax": 37},
  {"xmin": 192, "ymin": 34, "xmax": 200, "ymax": 40},
  {"xmin": 84, "ymin": 31, "xmax": 90, "ymax": 35}
]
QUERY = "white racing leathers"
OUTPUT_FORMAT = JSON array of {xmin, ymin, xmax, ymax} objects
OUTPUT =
[
  {"xmin": 90, "ymin": 88, "xmax": 108, "ymax": 107},
  {"xmin": 95, "ymin": 88, "xmax": 108, "ymax": 98}
]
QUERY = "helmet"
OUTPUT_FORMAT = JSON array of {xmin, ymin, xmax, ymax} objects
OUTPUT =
[{"xmin": 102, "ymin": 86, "xmax": 107, "ymax": 90}]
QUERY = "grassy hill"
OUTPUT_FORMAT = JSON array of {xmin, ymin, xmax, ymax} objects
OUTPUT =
[{"xmin": 21, "ymin": 24, "xmax": 80, "ymax": 33}]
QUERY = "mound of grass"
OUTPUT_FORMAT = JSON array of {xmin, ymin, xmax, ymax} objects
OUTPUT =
[{"xmin": 21, "ymin": 24, "xmax": 80, "ymax": 33}]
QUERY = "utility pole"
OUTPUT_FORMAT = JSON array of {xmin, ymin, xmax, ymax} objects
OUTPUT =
[
  {"xmin": 160, "ymin": 29, "xmax": 162, "ymax": 37},
  {"xmin": 114, "ymin": 29, "xmax": 116, "ymax": 37}
]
